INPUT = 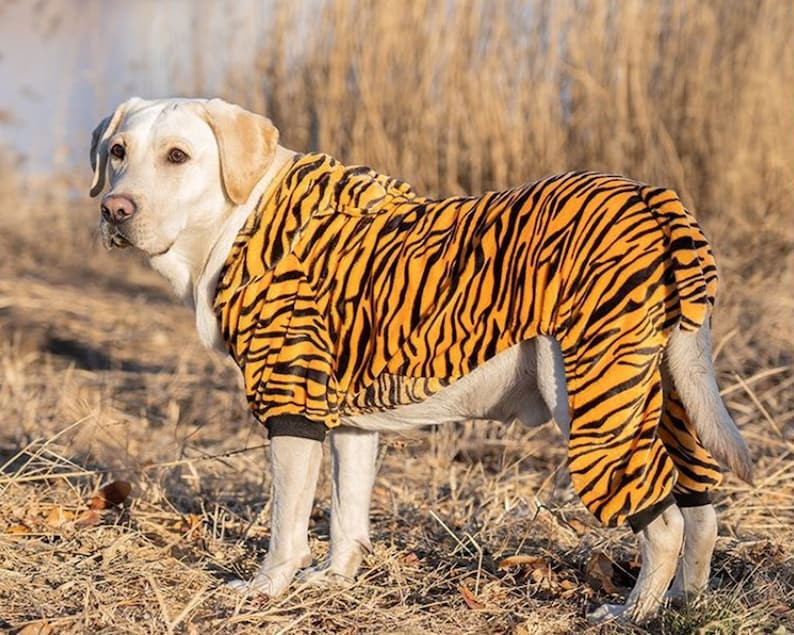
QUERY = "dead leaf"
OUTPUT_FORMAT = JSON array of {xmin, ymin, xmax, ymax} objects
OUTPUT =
[
  {"xmin": 185, "ymin": 513, "xmax": 202, "ymax": 539},
  {"xmin": 46, "ymin": 506, "xmax": 75, "ymax": 527},
  {"xmin": 558, "ymin": 577, "xmax": 579, "ymax": 597},
  {"xmin": 498, "ymin": 554, "xmax": 548, "ymax": 570},
  {"xmin": 529, "ymin": 565, "xmax": 553, "ymax": 585},
  {"xmin": 458, "ymin": 584, "xmax": 485, "ymax": 610},
  {"xmin": 499, "ymin": 554, "xmax": 557, "ymax": 588},
  {"xmin": 7, "ymin": 523, "xmax": 30, "ymax": 535},
  {"xmin": 401, "ymin": 552, "xmax": 419, "ymax": 565},
  {"xmin": 90, "ymin": 480, "xmax": 131, "ymax": 509},
  {"xmin": 17, "ymin": 622, "xmax": 54, "ymax": 635},
  {"xmin": 75, "ymin": 509, "xmax": 102, "ymax": 527},
  {"xmin": 585, "ymin": 552, "xmax": 620, "ymax": 594}
]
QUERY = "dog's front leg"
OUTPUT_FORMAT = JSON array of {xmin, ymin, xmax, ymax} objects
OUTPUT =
[
  {"xmin": 229, "ymin": 435, "xmax": 322, "ymax": 596},
  {"xmin": 302, "ymin": 427, "xmax": 378, "ymax": 584}
]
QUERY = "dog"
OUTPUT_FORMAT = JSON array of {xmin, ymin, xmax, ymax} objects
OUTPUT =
[{"xmin": 88, "ymin": 97, "xmax": 752, "ymax": 623}]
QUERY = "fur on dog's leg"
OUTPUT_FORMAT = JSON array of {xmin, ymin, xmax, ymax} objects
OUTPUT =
[
  {"xmin": 228, "ymin": 435, "xmax": 322, "ymax": 595},
  {"xmin": 536, "ymin": 336, "xmax": 575, "ymax": 500},
  {"xmin": 302, "ymin": 427, "xmax": 379, "ymax": 585},
  {"xmin": 668, "ymin": 504, "xmax": 718, "ymax": 601},
  {"xmin": 589, "ymin": 504, "xmax": 684, "ymax": 623},
  {"xmin": 536, "ymin": 335, "xmax": 570, "ymax": 440}
]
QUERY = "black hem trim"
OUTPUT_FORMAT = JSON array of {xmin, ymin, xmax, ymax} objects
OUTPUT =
[
  {"xmin": 627, "ymin": 494, "xmax": 676, "ymax": 533},
  {"xmin": 265, "ymin": 415, "xmax": 326, "ymax": 442},
  {"xmin": 673, "ymin": 491, "xmax": 711, "ymax": 508}
]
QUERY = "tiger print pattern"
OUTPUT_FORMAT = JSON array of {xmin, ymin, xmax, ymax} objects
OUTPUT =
[{"xmin": 214, "ymin": 153, "xmax": 723, "ymax": 526}]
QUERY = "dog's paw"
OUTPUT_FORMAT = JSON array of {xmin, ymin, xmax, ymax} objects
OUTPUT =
[
  {"xmin": 297, "ymin": 564, "xmax": 354, "ymax": 587},
  {"xmin": 587, "ymin": 603, "xmax": 629, "ymax": 623},
  {"xmin": 225, "ymin": 577, "xmax": 255, "ymax": 593},
  {"xmin": 225, "ymin": 572, "xmax": 290, "ymax": 597}
]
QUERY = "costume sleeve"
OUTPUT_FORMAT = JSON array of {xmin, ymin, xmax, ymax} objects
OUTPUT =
[{"xmin": 243, "ymin": 253, "xmax": 341, "ymax": 430}]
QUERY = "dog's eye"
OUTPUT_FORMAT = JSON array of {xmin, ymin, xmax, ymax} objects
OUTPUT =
[
  {"xmin": 110, "ymin": 143, "xmax": 125, "ymax": 160},
  {"xmin": 167, "ymin": 148, "xmax": 189, "ymax": 164}
]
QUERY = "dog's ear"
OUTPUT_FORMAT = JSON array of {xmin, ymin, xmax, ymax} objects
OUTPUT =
[
  {"xmin": 201, "ymin": 98, "xmax": 279, "ymax": 205},
  {"xmin": 89, "ymin": 98, "xmax": 140, "ymax": 198}
]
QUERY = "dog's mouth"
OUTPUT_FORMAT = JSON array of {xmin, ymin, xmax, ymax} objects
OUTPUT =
[
  {"xmin": 99, "ymin": 221, "xmax": 132, "ymax": 250},
  {"xmin": 98, "ymin": 221, "xmax": 175, "ymax": 258},
  {"xmin": 109, "ymin": 232, "xmax": 132, "ymax": 249}
]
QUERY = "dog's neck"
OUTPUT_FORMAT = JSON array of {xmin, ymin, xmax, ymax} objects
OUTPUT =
[{"xmin": 149, "ymin": 145, "xmax": 297, "ymax": 352}]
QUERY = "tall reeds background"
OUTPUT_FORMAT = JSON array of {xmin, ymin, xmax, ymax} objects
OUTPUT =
[{"xmin": 0, "ymin": 1, "xmax": 792, "ymax": 632}]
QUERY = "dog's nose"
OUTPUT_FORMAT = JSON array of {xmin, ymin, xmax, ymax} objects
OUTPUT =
[{"xmin": 101, "ymin": 194, "xmax": 136, "ymax": 223}]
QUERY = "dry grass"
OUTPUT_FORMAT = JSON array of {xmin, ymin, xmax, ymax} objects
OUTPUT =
[{"xmin": 1, "ymin": 0, "xmax": 793, "ymax": 633}]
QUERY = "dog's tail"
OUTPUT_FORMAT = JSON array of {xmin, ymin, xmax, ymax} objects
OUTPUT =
[
  {"xmin": 643, "ymin": 186, "xmax": 753, "ymax": 484},
  {"xmin": 665, "ymin": 325, "xmax": 754, "ymax": 484}
]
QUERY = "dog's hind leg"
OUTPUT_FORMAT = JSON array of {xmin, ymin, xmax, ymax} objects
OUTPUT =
[
  {"xmin": 228, "ymin": 435, "xmax": 322, "ymax": 596},
  {"xmin": 301, "ymin": 427, "xmax": 379, "ymax": 585},
  {"xmin": 589, "ymin": 503, "xmax": 684, "ymax": 623},
  {"xmin": 668, "ymin": 503, "xmax": 718, "ymax": 601}
]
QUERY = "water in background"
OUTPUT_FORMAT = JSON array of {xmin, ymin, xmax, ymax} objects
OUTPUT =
[{"xmin": 0, "ymin": 0, "xmax": 271, "ymax": 175}]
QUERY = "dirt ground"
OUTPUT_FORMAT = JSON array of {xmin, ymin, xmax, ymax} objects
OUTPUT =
[{"xmin": 0, "ymin": 196, "xmax": 792, "ymax": 635}]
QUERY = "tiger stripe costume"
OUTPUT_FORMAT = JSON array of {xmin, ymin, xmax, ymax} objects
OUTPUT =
[{"xmin": 214, "ymin": 153, "xmax": 723, "ymax": 527}]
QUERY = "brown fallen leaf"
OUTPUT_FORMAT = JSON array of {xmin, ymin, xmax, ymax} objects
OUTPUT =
[
  {"xmin": 17, "ymin": 622, "xmax": 54, "ymax": 635},
  {"xmin": 46, "ymin": 506, "xmax": 75, "ymax": 527},
  {"xmin": 498, "ymin": 554, "xmax": 548, "ymax": 571},
  {"xmin": 90, "ymin": 480, "xmax": 132, "ymax": 510},
  {"xmin": 185, "ymin": 513, "xmax": 202, "ymax": 539},
  {"xmin": 7, "ymin": 523, "xmax": 30, "ymax": 535},
  {"xmin": 459, "ymin": 584, "xmax": 485, "ymax": 610},
  {"xmin": 75, "ymin": 509, "xmax": 102, "ymax": 527},
  {"xmin": 529, "ymin": 565, "xmax": 554, "ymax": 586},
  {"xmin": 558, "ymin": 577, "xmax": 580, "ymax": 597},
  {"xmin": 401, "ymin": 552, "xmax": 419, "ymax": 565},
  {"xmin": 499, "ymin": 554, "xmax": 557, "ymax": 588},
  {"xmin": 585, "ymin": 552, "xmax": 620, "ymax": 594}
]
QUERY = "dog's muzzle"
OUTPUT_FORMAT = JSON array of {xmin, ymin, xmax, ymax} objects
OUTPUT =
[{"xmin": 99, "ymin": 219, "xmax": 132, "ymax": 250}]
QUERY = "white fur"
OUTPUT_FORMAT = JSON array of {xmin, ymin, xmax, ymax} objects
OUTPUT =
[
  {"xmin": 668, "ymin": 504, "xmax": 718, "ymax": 600},
  {"xmin": 665, "ymin": 326, "xmax": 753, "ymax": 483},
  {"xmin": 589, "ymin": 505, "xmax": 685, "ymax": 623},
  {"xmin": 301, "ymin": 427, "xmax": 380, "ymax": 584},
  {"xmin": 90, "ymin": 97, "xmax": 747, "ymax": 623},
  {"xmin": 228, "ymin": 435, "xmax": 321, "ymax": 595}
]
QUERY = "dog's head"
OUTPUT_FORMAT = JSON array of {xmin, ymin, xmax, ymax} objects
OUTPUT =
[{"xmin": 89, "ymin": 97, "xmax": 279, "ymax": 256}]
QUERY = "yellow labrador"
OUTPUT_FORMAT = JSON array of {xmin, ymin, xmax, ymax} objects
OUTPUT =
[{"xmin": 88, "ymin": 98, "xmax": 750, "ymax": 623}]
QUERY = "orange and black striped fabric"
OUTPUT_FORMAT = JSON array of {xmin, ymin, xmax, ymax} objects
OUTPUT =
[{"xmin": 214, "ymin": 153, "xmax": 722, "ymax": 526}]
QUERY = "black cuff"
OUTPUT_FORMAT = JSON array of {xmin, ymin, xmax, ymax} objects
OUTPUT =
[
  {"xmin": 265, "ymin": 415, "xmax": 326, "ymax": 442},
  {"xmin": 627, "ymin": 494, "xmax": 675, "ymax": 533},
  {"xmin": 674, "ymin": 491, "xmax": 711, "ymax": 508}
]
